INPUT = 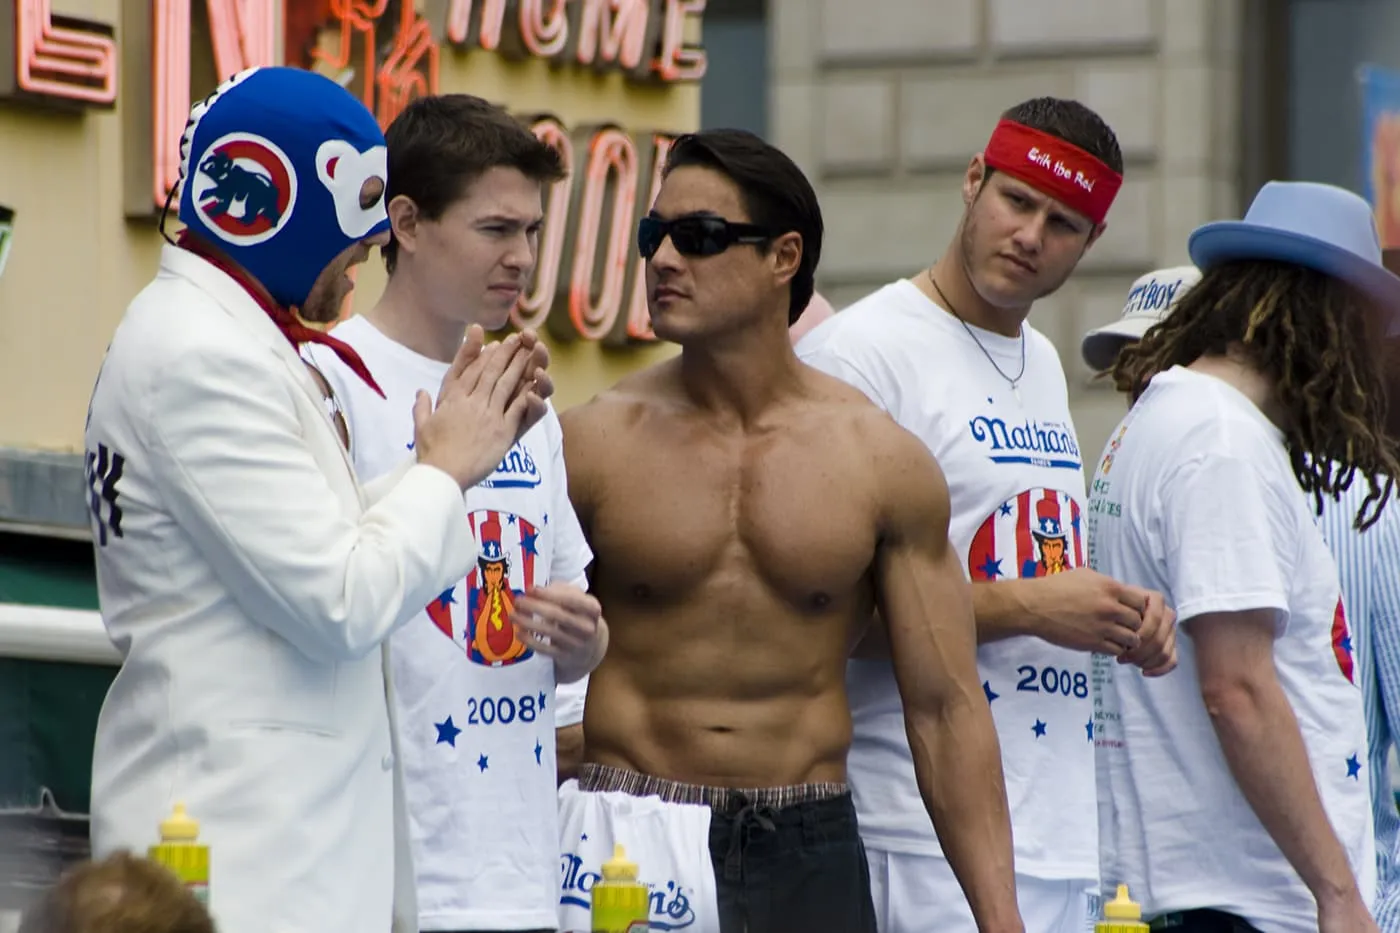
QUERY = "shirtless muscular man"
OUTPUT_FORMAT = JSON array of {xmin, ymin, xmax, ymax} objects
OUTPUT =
[{"xmin": 556, "ymin": 130, "xmax": 1022, "ymax": 933}]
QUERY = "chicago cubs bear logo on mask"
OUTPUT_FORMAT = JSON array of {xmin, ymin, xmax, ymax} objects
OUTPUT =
[{"xmin": 190, "ymin": 132, "xmax": 298, "ymax": 246}]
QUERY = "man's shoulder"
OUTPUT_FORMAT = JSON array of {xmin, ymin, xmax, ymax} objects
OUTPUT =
[
  {"xmin": 103, "ymin": 276, "xmax": 272, "ymax": 396},
  {"xmin": 797, "ymin": 378, "xmax": 939, "ymax": 478},
  {"xmin": 795, "ymin": 283, "xmax": 914, "ymax": 357},
  {"xmin": 560, "ymin": 360, "xmax": 674, "ymax": 433},
  {"xmin": 1023, "ymin": 323, "xmax": 1062, "ymax": 365}
]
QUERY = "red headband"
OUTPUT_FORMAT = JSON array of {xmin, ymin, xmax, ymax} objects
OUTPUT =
[{"xmin": 982, "ymin": 119, "xmax": 1122, "ymax": 224}]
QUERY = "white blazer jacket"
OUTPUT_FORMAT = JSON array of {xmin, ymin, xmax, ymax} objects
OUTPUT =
[{"xmin": 84, "ymin": 245, "xmax": 474, "ymax": 933}]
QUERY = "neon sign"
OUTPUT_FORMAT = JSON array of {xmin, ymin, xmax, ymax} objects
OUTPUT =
[
  {"xmin": 519, "ymin": 118, "xmax": 669, "ymax": 345},
  {"xmin": 443, "ymin": 0, "xmax": 706, "ymax": 82},
  {"xmin": 0, "ymin": 0, "xmax": 116, "ymax": 107},
  {"xmin": 1, "ymin": 0, "xmax": 701, "ymax": 345}
]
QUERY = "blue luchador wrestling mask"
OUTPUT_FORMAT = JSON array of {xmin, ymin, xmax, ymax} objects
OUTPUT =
[{"xmin": 176, "ymin": 66, "xmax": 390, "ymax": 309}]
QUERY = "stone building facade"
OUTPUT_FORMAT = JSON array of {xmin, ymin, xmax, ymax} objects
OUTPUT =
[{"xmin": 766, "ymin": 0, "xmax": 1249, "ymax": 461}]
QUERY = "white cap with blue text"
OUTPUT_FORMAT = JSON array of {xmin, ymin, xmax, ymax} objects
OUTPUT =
[{"xmin": 1080, "ymin": 265, "xmax": 1201, "ymax": 372}]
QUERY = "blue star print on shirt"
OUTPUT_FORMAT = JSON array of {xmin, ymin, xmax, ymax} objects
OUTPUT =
[
  {"xmin": 522, "ymin": 528, "xmax": 540, "ymax": 558},
  {"xmin": 1085, "ymin": 719, "xmax": 1094, "ymax": 741},
  {"xmin": 978, "ymin": 555, "xmax": 1003, "ymax": 580},
  {"xmin": 477, "ymin": 754, "xmax": 489, "ymax": 772},
  {"xmin": 434, "ymin": 586, "xmax": 456, "ymax": 610},
  {"xmin": 435, "ymin": 717, "xmax": 461, "ymax": 747},
  {"xmin": 999, "ymin": 502, "xmax": 1013, "ymax": 517},
  {"xmin": 535, "ymin": 740, "xmax": 543, "ymax": 765},
  {"xmin": 1032, "ymin": 719, "xmax": 1047, "ymax": 738},
  {"xmin": 1348, "ymin": 754, "xmax": 1362, "ymax": 779},
  {"xmin": 983, "ymin": 681, "xmax": 999, "ymax": 703}
]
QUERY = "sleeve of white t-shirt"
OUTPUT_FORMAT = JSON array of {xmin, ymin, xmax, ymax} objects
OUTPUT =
[
  {"xmin": 795, "ymin": 332, "xmax": 895, "ymax": 414},
  {"xmin": 546, "ymin": 404, "xmax": 594, "ymax": 726},
  {"xmin": 1161, "ymin": 452, "xmax": 1294, "ymax": 631},
  {"xmin": 555, "ymin": 675, "xmax": 588, "ymax": 728},
  {"xmin": 546, "ymin": 405, "xmax": 593, "ymax": 588}
]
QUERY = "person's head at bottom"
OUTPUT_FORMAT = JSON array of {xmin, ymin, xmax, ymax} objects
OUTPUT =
[
  {"xmin": 378, "ymin": 94, "xmax": 567, "ymax": 338},
  {"xmin": 638, "ymin": 129, "xmax": 823, "ymax": 346},
  {"xmin": 1112, "ymin": 180, "xmax": 1400, "ymax": 528},
  {"xmin": 174, "ymin": 65, "xmax": 393, "ymax": 322},
  {"xmin": 19, "ymin": 852, "xmax": 214, "ymax": 933}
]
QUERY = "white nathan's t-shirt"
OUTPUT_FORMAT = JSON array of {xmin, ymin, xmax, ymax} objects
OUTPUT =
[
  {"xmin": 309, "ymin": 317, "xmax": 593, "ymax": 932},
  {"xmin": 797, "ymin": 279, "xmax": 1097, "ymax": 882},
  {"xmin": 1087, "ymin": 366, "xmax": 1375, "ymax": 931}
]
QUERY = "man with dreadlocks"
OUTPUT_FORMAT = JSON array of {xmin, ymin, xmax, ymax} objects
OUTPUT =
[
  {"xmin": 1084, "ymin": 262, "xmax": 1400, "ymax": 932},
  {"xmin": 1086, "ymin": 181, "xmax": 1400, "ymax": 933}
]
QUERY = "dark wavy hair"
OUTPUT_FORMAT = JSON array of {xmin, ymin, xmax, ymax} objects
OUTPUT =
[
  {"xmin": 381, "ymin": 94, "xmax": 565, "ymax": 274},
  {"xmin": 1113, "ymin": 258, "xmax": 1400, "ymax": 529},
  {"xmin": 1000, "ymin": 97, "xmax": 1124, "ymax": 174},
  {"xmin": 664, "ymin": 129, "xmax": 823, "ymax": 325}
]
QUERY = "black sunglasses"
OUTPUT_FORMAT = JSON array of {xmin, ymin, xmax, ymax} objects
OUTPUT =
[{"xmin": 637, "ymin": 215, "xmax": 777, "ymax": 260}]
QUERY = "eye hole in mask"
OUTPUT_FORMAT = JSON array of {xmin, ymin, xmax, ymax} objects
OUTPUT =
[
  {"xmin": 315, "ymin": 139, "xmax": 389, "ymax": 239},
  {"xmin": 360, "ymin": 176, "xmax": 385, "ymax": 211}
]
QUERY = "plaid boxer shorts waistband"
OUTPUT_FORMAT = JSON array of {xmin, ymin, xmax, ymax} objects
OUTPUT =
[{"xmin": 577, "ymin": 762, "xmax": 849, "ymax": 811}]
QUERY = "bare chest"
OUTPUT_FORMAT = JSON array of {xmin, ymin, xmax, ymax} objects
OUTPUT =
[{"xmin": 589, "ymin": 428, "xmax": 879, "ymax": 606}]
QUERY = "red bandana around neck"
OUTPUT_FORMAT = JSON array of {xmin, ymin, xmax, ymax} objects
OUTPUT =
[
  {"xmin": 982, "ymin": 119, "xmax": 1122, "ymax": 225},
  {"xmin": 176, "ymin": 230, "xmax": 385, "ymax": 399}
]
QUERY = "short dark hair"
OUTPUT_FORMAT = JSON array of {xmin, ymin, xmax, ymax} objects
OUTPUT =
[
  {"xmin": 1000, "ymin": 97, "xmax": 1124, "ymax": 175},
  {"xmin": 662, "ymin": 129, "xmax": 823, "ymax": 325},
  {"xmin": 19, "ymin": 852, "xmax": 216, "ymax": 933},
  {"xmin": 382, "ymin": 94, "xmax": 566, "ymax": 273}
]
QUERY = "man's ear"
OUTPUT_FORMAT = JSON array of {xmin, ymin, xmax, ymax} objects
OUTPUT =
[
  {"xmin": 963, "ymin": 154, "xmax": 988, "ymax": 207},
  {"xmin": 1084, "ymin": 221, "xmax": 1109, "ymax": 253},
  {"xmin": 388, "ymin": 195, "xmax": 422, "ymax": 258},
  {"xmin": 770, "ymin": 231, "xmax": 803, "ymax": 287}
]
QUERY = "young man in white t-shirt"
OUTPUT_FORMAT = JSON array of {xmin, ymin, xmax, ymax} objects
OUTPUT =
[
  {"xmin": 1087, "ymin": 181, "xmax": 1400, "ymax": 933},
  {"xmin": 797, "ymin": 97, "xmax": 1176, "ymax": 933},
  {"xmin": 308, "ymin": 94, "xmax": 607, "ymax": 933}
]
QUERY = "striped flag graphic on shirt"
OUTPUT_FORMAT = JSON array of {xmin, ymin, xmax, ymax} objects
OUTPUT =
[{"xmin": 968, "ymin": 488, "xmax": 1085, "ymax": 582}]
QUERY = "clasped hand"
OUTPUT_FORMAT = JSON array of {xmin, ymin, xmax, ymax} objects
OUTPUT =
[
  {"xmin": 1037, "ymin": 568, "xmax": 1178, "ymax": 676},
  {"xmin": 412, "ymin": 325, "xmax": 554, "ymax": 491},
  {"xmin": 512, "ymin": 583, "xmax": 609, "ymax": 684}
]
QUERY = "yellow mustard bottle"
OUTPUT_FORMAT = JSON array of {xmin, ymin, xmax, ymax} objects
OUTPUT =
[
  {"xmin": 147, "ymin": 802, "xmax": 210, "ymax": 906},
  {"xmin": 591, "ymin": 843, "xmax": 649, "ymax": 933},
  {"xmin": 1096, "ymin": 884, "xmax": 1149, "ymax": 933}
]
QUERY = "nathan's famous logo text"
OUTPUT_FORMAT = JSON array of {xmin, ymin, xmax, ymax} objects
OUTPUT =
[
  {"xmin": 561, "ymin": 848, "xmax": 696, "ymax": 931},
  {"xmin": 482, "ymin": 441, "xmax": 542, "ymax": 489},
  {"xmin": 968, "ymin": 414, "xmax": 1081, "ymax": 471}
]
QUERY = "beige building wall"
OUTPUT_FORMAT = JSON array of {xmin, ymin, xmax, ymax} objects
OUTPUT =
[{"xmin": 768, "ymin": 0, "xmax": 1247, "ymax": 463}]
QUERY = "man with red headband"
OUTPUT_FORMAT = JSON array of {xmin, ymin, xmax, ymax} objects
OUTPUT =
[{"xmin": 798, "ymin": 97, "xmax": 1176, "ymax": 932}]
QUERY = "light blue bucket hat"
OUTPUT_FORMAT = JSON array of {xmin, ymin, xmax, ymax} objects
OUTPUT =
[{"xmin": 1188, "ymin": 181, "xmax": 1400, "ymax": 332}]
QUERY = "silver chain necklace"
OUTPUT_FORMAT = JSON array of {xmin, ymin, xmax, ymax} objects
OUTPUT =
[{"xmin": 927, "ymin": 267, "xmax": 1026, "ymax": 403}]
